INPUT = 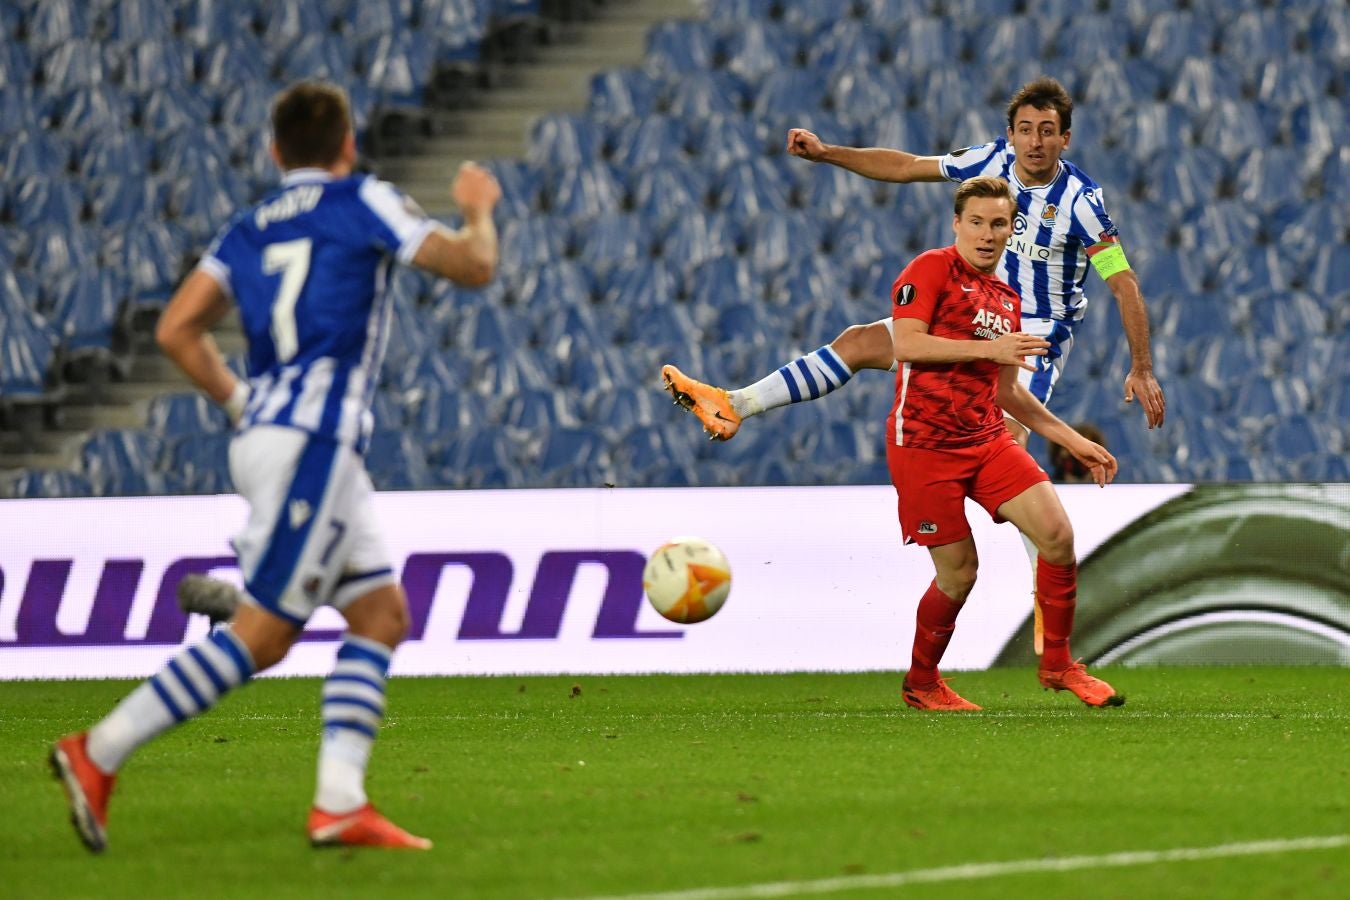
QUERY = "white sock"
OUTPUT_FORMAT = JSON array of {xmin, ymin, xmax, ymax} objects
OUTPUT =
[
  {"xmin": 87, "ymin": 628, "xmax": 255, "ymax": 772},
  {"xmin": 729, "ymin": 345, "xmax": 853, "ymax": 418},
  {"xmin": 314, "ymin": 634, "xmax": 392, "ymax": 814}
]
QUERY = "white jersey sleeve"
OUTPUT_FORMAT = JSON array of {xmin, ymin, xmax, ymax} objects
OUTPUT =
[{"xmin": 357, "ymin": 177, "xmax": 438, "ymax": 264}]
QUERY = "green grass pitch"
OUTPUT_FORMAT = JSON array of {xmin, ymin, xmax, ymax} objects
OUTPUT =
[{"xmin": 2, "ymin": 667, "xmax": 1347, "ymax": 899}]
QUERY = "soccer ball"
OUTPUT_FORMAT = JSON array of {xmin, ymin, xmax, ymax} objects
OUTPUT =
[{"xmin": 642, "ymin": 537, "xmax": 732, "ymax": 624}]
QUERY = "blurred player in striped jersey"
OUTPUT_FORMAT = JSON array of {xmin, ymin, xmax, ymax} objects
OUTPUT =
[
  {"xmin": 663, "ymin": 76, "xmax": 1164, "ymax": 657},
  {"xmin": 51, "ymin": 80, "xmax": 500, "ymax": 853}
]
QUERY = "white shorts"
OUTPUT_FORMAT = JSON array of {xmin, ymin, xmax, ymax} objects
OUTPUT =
[
  {"xmin": 1017, "ymin": 315, "xmax": 1077, "ymax": 406},
  {"xmin": 229, "ymin": 425, "xmax": 396, "ymax": 626}
]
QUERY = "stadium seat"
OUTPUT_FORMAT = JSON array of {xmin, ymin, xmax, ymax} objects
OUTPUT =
[
  {"xmin": 1117, "ymin": 101, "xmax": 1195, "ymax": 165},
  {"xmin": 975, "ymin": 16, "xmax": 1052, "ymax": 66},
  {"xmin": 543, "ymin": 160, "xmax": 623, "ymax": 222},
  {"xmin": 26, "ymin": 0, "xmax": 91, "ymax": 49},
  {"xmin": 798, "ymin": 160, "xmax": 875, "ymax": 220},
  {"xmin": 366, "ymin": 428, "xmax": 433, "ymax": 490},
  {"xmin": 888, "ymin": 15, "xmax": 963, "ymax": 72},
  {"xmin": 627, "ymin": 163, "xmax": 710, "ymax": 229},
  {"xmin": 46, "ymin": 270, "xmax": 126, "ymax": 361},
  {"xmin": 805, "ymin": 19, "xmax": 886, "ymax": 73},
  {"xmin": 162, "ymin": 432, "xmax": 233, "ymax": 493},
  {"xmin": 363, "ymin": 29, "xmax": 435, "ymax": 106},
  {"xmin": 52, "ymin": 85, "xmax": 133, "ymax": 141},
  {"xmin": 687, "ymin": 114, "xmax": 760, "ymax": 173},
  {"xmin": 572, "ymin": 213, "xmax": 652, "ymax": 272},
  {"xmin": 661, "ymin": 67, "xmax": 751, "ymax": 121},
  {"xmin": 145, "ymin": 391, "xmax": 230, "ymax": 438},
  {"xmin": 1218, "ymin": 8, "xmax": 1296, "ymax": 65},
  {"xmin": 1263, "ymin": 414, "xmax": 1339, "ymax": 461},
  {"xmin": 829, "ymin": 65, "xmax": 911, "ymax": 128},
  {"xmin": 1285, "ymin": 101, "xmax": 1347, "ymax": 181},
  {"xmin": 1079, "ymin": 58, "xmax": 1166, "ymax": 114},
  {"xmin": 6, "ymin": 468, "xmax": 95, "ymax": 499},
  {"xmin": 1244, "ymin": 291, "xmax": 1330, "ymax": 346},
  {"xmin": 720, "ymin": 20, "xmax": 800, "ymax": 87},
  {"xmin": 0, "ymin": 84, "xmax": 43, "ymax": 137},
  {"xmin": 606, "ymin": 115, "xmax": 690, "ymax": 171},
  {"xmin": 102, "ymin": 221, "xmax": 188, "ymax": 313},
  {"xmin": 683, "ymin": 255, "xmax": 758, "ymax": 308},
  {"xmin": 483, "ymin": 159, "xmax": 544, "ymax": 220},
  {"xmin": 41, "ymin": 39, "xmax": 109, "ymax": 93},
  {"xmin": 656, "ymin": 213, "xmax": 740, "ymax": 276},
  {"xmin": 11, "ymin": 177, "xmax": 83, "ymax": 233},
  {"xmin": 1303, "ymin": 243, "xmax": 1350, "ymax": 297},
  {"xmin": 588, "ymin": 67, "xmax": 660, "ymax": 122},
  {"xmin": 528, "ymin": 113, "xmax": 603, "ymax": 169},
  {"xmin": 744, "ymin": 211, "xmax": 825, "ymax": 276},
  {"xmin": 498, "ymin": 215, "xmax": 568, "ymax": 272},
  {"xmin": 4, "ymin": 130, "xmax": 74, "ymax": 181},
  {"xmin": 712, "ymin": 159, "xmax": 790, "ymax": 220},
  {"xmin": 599, "ymin": 257, "xmax": 677, "ymax": 311},
  {"xmin": 644, "ymin": 20, "xmax": 716, "ymax": 82},
  {"xmin": 77, "ymin": 429, "xmax": 163, "ymax": 494},
  {"xmin": 1308, "ymin": 4, "xmax": 1350, "ymax": 64}
]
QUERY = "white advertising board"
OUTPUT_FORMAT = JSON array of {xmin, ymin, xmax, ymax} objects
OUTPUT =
[{"xmin": 0, "ymin": 484, "xmax": 1191, "ymax": 679}]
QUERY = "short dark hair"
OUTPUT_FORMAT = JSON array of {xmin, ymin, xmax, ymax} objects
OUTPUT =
[
  {"xmin": 271, "ymin": 80, "xmax": 352, "ymax": 169},
  {"xmin": 1006, "ymin": 76, "xmax": 1073, "ymax": 133},
  {"xmin": 953, "ymin": 175, "xmax": 1016, "ymax": 217}
]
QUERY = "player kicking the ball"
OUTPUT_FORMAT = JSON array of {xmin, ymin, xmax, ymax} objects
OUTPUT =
[
  {"xmin": 882, "ymin": 176, "xmax": 1122, "ymax": 711},
  {"xmin": 51, "ymin": 80, "xmax": 500, "ymax": 852}
]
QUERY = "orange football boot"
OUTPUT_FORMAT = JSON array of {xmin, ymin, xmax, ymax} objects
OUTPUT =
[
  {"xmin": 51, "ymin": 732, "xmax": 116, "ymax": 853},
  {"xmin": 309, "ymin": 803, "xmax": 432, "ymax": 850},
  {"xmin": 661, "ymin": 364, "xmax": 741, "ymax": 441},
  {"xmin": 902, "ymin": 677, "xmax": 982, "ymax": 711},
  {"xmin": 1039, "ymin": 660, "xmax": 1125, "ymax": 707}
]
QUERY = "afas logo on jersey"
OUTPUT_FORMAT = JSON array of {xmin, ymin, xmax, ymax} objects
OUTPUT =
[
  {"xmin": 971, "ymin": 308, "xmax": 1012, "ymax": 340},
  {"xmin": 895, "ymin": 283, "xmax": 916, "ymax": 306}
]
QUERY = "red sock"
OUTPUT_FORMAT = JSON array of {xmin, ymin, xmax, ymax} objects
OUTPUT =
[
  {"xmin": 908, "ymin": 580, "xmax": 962, "ymax": 687},
  {"xmin": 1037, "ymin": 557, "xmax": 1077, "ymax": 671}
]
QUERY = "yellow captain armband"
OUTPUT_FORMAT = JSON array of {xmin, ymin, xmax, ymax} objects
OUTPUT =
[{"xmin": 1090, "ymin": 242, "xmax": 1131, "ymax": 279}]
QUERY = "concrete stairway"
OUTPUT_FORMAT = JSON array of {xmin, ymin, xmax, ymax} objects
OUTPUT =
[{"xmin": 379, "ymin": 0, "xmax": 699, "ymax": 217}]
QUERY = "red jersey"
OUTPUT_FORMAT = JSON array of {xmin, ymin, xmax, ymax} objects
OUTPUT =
[{"xmin": 886, "ymin": 245, "xmax": 1022, "ymax": 450}]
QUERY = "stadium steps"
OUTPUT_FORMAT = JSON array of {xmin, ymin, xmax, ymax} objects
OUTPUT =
[
  {"xmin": 0, "ymin": 315, "xmax": 246, "ymax": 478},
  {"xmin": 379, "ymin": 0, "xmax": 698, "ymax": 217}
]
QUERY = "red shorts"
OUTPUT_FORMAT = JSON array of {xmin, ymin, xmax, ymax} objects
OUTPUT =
[{"xmin": 886, "ymin": 431, "xmax": 1049, "ymax": 547}]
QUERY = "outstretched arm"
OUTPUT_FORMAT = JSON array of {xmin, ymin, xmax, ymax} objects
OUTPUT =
[
  {"xmin": 1104, "ymin": 268, "xmax": 1166, "ymax": 429},
  {"xmin": 997, "ymin": 369, "xmax": 1118, "ymax": 487},
  {"xmin": 411, "ymin": 162, "xmax": 501, "ymax": 286},
  {"xmin": 786, "ymin": 128, "xmax": 947, "ymax": 183}
]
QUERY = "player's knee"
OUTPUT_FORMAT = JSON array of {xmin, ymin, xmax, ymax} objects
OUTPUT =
[
  {"xmin": 937, "ymin": 561, "xmax": 979, "ymax": 602},
  {"xmin": 1036, "ymin": 520, "xmax": 1075, "ymax": 565},
  {"xmin": 831, "ymin": 320, "xmax": 893, "ymax": 371}
]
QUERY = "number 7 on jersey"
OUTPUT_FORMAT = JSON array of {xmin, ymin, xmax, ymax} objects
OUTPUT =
[{"xmin": 262, "ymin": 238, "xmax": 312, "ymax": 363}]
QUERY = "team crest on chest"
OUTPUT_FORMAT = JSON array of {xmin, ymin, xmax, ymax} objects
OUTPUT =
[{"xmin": 1039, "ymin": 203, "xmax": 1057, "ymax": 227}]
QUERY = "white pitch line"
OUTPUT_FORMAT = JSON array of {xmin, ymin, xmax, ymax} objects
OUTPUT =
[{"xmin": 578, "ymin": 835, "xmax": 1350, "ymax": 900}]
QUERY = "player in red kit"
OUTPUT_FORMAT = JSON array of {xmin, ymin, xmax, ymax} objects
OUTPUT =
[{"xmin": 889, "ymin": 176, "xmax": 1122, "ymax": 711}]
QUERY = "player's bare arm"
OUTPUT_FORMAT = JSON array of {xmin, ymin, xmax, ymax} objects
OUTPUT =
[
  {"xmin": 156, "ymin": 270, "xmax": 243, "ymax": 417},
  {"xmin": 411, "ymin": 162, "xmax": 501, "ymax": 286},
  {"xmin": 1104, "ymin": 267, "xmax": 1166, "ymax": 428},
  {"xmin": 786, "ymin": 128, "xmax": 946, "ymax": 183},
  {"xmin": 893, "ymin": 318, "xmax": 1048, "ymax": 370},
  {"xmin": 997, "ymin": 369, "xmax": 1118, "ymax": 486}
]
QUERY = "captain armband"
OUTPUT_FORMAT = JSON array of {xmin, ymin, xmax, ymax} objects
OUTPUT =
[{"xmin": 1089, "ymin": 243, "xmax": 1131, "ymax": 280}]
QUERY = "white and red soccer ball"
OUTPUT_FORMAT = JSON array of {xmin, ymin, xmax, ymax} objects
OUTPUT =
[{"xmin": 642, "ymin": 537, "xmax": 732, "ymax": 624}]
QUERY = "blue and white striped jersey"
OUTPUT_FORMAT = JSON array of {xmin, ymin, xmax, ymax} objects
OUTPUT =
[
  {"xmin": 200, "ymin": 169, "xmax": 435, "ymax": 451},
  {"xmin": 940, "ymin": 138, "xmax": 1120, "ymax": 323}
]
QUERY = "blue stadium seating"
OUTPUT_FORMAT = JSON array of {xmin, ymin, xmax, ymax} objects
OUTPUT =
[
  {"xmin": 3, "ymin": 0, "xmax": 1345, "ymax": 493},
  {"xmin": 7, "ymin": 468, "xmax": 95, "ymax": 499}
]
